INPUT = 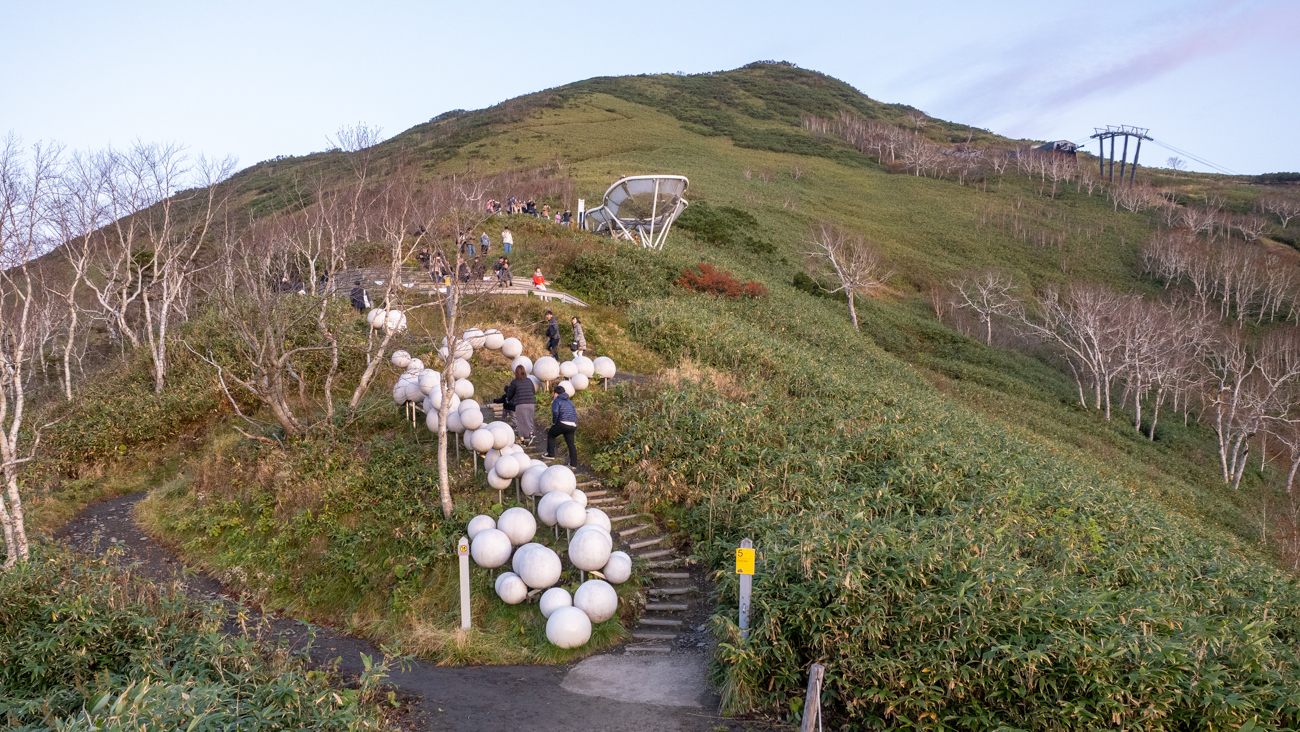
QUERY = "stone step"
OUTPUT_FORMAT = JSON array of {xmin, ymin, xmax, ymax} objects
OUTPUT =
[
  {"xmin": 629, "ymin": 536, "xmax": 666, "ymax": 550},
  {"xmin": 644, "ymin": 558, "xmax": 684, "ymax": 568},
  {"xmin": 651, "ymin": 570, "xmax": 691, "ymax": 580},
  {"xmin": 637, "ymin": 548, "xmax": 674, "ymax": 560},
  {"xmin": 583, "ymin": 489, "xmax": 609, "ymax": 498},
  {"xmin": 624, "ymin": 643, "xmax": 672, "ymax": 653},
  {"xmin": 617, "ymin": 524, "xmax": 652, "ymax": 537},
  {"xmin": 649, "ymin": 586, "xmax": 694, "ymax": 597},
  {"xmin": 587, "ymin": 497, "xmax": 620, "ymax": 506},
  {"xmin": 608, "ymin": 513, "xmax": 647, "ymax": 523},
  {"xmin": 576, "ymin": 479, "xmax": 601, "ymax": 488},
  {"xmin": 639, "ymin": 616, "xmax": 685, "ymax": 627},
  {"xmin": 645, "ymin": 601, "xmax": 689, "ymax": 612},
  {"xmin": 632, "ymin": 630, "xmax": 677, "ymax": 641}
]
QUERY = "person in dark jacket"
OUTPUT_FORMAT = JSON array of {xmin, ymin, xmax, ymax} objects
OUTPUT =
[
  {"xmin": 544, "ymin": 310, "xmax": 560, "ymax": 359},
  {"xmin": 349, "ymin": 280, "xmax": 369, "ymax": 312},
  {"xmin": 493, "ymin": 365, "xmax": 537, "ymax": 442},
  {"xmin": 544, "ymin": 384, "xmax": 578, "ymax": 466}
]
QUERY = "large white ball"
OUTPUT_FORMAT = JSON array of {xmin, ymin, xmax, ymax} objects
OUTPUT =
[
  {"xmin": 454, "ymin": 378, "xmax": 475, "ymax": 399},
  {"xmin": 569, "ymin": 489, "xmax": 588, "ymax": 508},
  {"xmin": 528, "ymin": 374, "xmax": 542, "ymax": 391},
  {"xmin": 450, "ymin": 358, "xmax": 472, "ymax": 380},
  {"xmin": 539, "ymin": 587, "xmax": 572, "ymax": 618},
  {"xmin": 556, "ymin": 380, "xmax": 575, "ymax": 397},
  {"xmin": 501, "ymin": 337, "xmax": 523, "ymax": 358},
  {"xmin": 458, "ymin": 398, "xmax": 480, "ymax": 413},
  {"xmin": 574, "ymin": 523, "xmax": 612, "ymax": 542},
  {"xmin": 574, "ymin": 579, "xmax": 619, "ymax": 623},
  {"xmin": 602, "ymin": 551, "xmax": 632, "ymax": 584},
  {"xmin": 570, "ymin": 373, "xmax": 590, "ymax": 391},
  {"xmin": 367, "ymin": 308, "xmax": 385, "ymax": 328},
  {"xmin": 584, "ymin": 508, "xmax": 611, "ymax": 532},
  {"xmin": 418, "ymin": 368, "xmax": 440, "ymax": 395},
  {"xmin": 593, "ymin": 356, "xmax": 616, "ymax": 379},
  {"xmin": 445, "ymin": 410, "xmax": 465, "ymax": 433},
  {"xmin": 461, "ymin": 408, "xmax": 484, "ymax": 430},
  {"xmin": 467, "ymin": 514, "xmax": 495, "ymax": 540},
  {"xmin": 487, "ymin": 421, "xmax": 515, "ymax": 449},
  {"xmin": 470, "ymin": 428, "xmax": 495, "ymax": 453},
  {"xmin": 384, "ymin": 310, "xmax": 407, "ymax": 332},
  {"xmin": 568, "ymin": 529, "xmax": 613, "ymax": 571},
  {"xmin": 464, "ymin": 328, "xmax": 486, "ymax": 348},
  {"xmin": 520, "ymin": 465, "xmax": 547, "ymax": 497},
  {"xmin": 497, "ymin": 507, "xmax": 536, "ymax": 546},
  {"xmin": 495, "ymin": 452, "xmax": 523, "ymax": 479},
  {"xmin": 393, "ymin": 376, "xmax": 418, "ymax": 405},
  {"xmin": 487, "ymin": 468, "xmax": 513, "ymax": 490},
  {"xmin": 539, "ymin": 465, "xmax": 577, "ymax": 495},
  {"xmin": 484, "ymin": 330, "xmax": 505, "ymax": 350},
  {"xmin": 470, "ymin": 528, "xmax": 512, "ymax": 568},
  {"xmin": 557, "ymin": 500, "xmax": 588, "ymax": 530},
  {"xmin": 495, "ymin": 572, "xmax": 528, "ymax": 605},
  {"xmin": 573, "ymin": 356, "xmax": 595, "ymax": 377},
  {"xmin": 512, "ymin": 542, "xmax": 562, "ymax": 589},
  {"xmin": 559, "ymin": 360, "xmax": 578, "ymax": 379},
  {"xmin": 424, "ymin": 409, "xmax": 443, "ymax": 433},
  {"xmin": 537, "ymin": 492, "xmax": 572, "ymax": 527},
  {"xmin": 391, "ymin": 350, "xmax": 412, "ymax": 369},
  {"xmin": 546, "ymin": 606, "xmax": 592, "ymax": 648},
  {"xmin": 483, "ymin": 449, "xmax": 501, "ymax": 473},
  {"xmin": 510, "ymin": 355, "xmax": 533, "ymax": 376},
  {"xmin": 407, "ymin": 358, "xmax": 424, "ymax": 374},
  {"xmin": 533, "ymin": 356, "xmax": 561, "ymax": 381},
  {"xmin": 462, "ymin": 430, "xmax": 476, "ymax": 449},
  {"xmin": 447, "ymin": 340, "xmax": 473, "ymax": 360}
]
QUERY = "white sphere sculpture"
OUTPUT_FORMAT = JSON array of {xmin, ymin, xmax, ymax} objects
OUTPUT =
[
  {"xmin": 445, "ymin": 410, "xmax": 465, "ymax": 433},
  {"xmin": 458, "ymin": 398, "xmax": 480, "ymax": 413},
  {"xmin": 601, "ymin": 551, "xmax": 632, "ymax": 584},
  {"xmin": 464, "ymin": 328, "xmax": 486, "ymax": 349},
  {"xmin": 483, "ymin": 448, "xmax": 500, "ymax": 472},
  {"xmin": 495, "ymin": 453, "xmax": 523, "ymax": 479},
  {"xmin": 520, "ymin": 465, "xmax": 547, "ymax": 497},
  {"xmin": 466, "ymin": 514, "xmax": 495, "ymax": 540},
  {"xmin": 496, "ymin": 507, "xmax": 536, "ymax": 546},
  {"xmin": 367, "ymin": 308, "xmax": 385, "ymax": 328},
  {"xmin": 574, "ymin": 579, "xmax": 619, "ymax": 623},
  {"xmin": 494, "ymin": 572, "xmax": 528, "ymax": 605},
  {"xmin": 437, "ymin": 346, "xmax": 450, "ymax": 362},
  {"xmin": 418, "ymin": 369, "xmax": 440, "ymax": 395},
  {"xmin": 570, "ymin": 373, "xmax": 590, "ymax": 391},
  {"xmin": 545, "ymin": 606, "xmax": 592, "ymax": 648},
  {"xmin": 454, "ymin": 378, "xmax": 475, "ymax": 399},
  {"xmin": 559, "ymin": 360, "xmax": 578, "ymax": 379},
  {"xmin": 533, "ymin": 356, "xmax": 561, "ymax": 382},
  {"xmin": 557, "ymin": 500, "xmax": 587, "ymax": 530},
  {"xmin": 574, "ymin": 523, "xmax": 612, "ymax": 542},
  {"xmin": 424, "ymin": 409, "xmax": 443, "ymax": 433},
  {"xmin": 501, "ymin": 337, "xmax": 523, "ymax": 358},
  {"xmin": 448, "ymin": 339, "xmax": 473, "ymax": 360},
  {"xmin": 451, "ymin": 358, "xmax": 472, "ymax": 380},
  {"xmin": 393, "ymin": 376, "xmax": 418, "ymax": 405},
  {"xmin": 470, "ymin": 428, "xmax": 495, "ymax": 454},
  {"xmin": 539, "ymin": 465, "xmax": 577, "ymax": 495},
  {"xmin": 539, "ymin": 587, "xmax": 572, "ymax": 618},
  {"xmin": 584, "ymin": 508, "xmax": 611, "ymax": 532},
  {"xmin": 556, "ymin": 380, "xmax": 575, "ymax": 397},
  {"xmin": 461, "ymin": 408, "xmax": 484, "ymax": 430},
  {"xmin": 511, "ymin": 542, "xmax": 562, "ymax": 589},
  {"xmin": 593, "ymin": 356, "xmax": 616, "ymax": 379},
  {"xmin": 463, "ymin": 430, "xmax": 476, "ymax": 450},
  {"xmin": 487, "ymin": 468, "xmax": 512, "ymax": 490},
  {"xmin": 484, "ymin": 330, "xmax": 504, "ymax": 350},
  {"xmin": 537, "ymin": 492, "xmax": 572, "ymax": 527},
  {"xmin": 568, "ymin": 529, "xmax": 613, "ymax": 572},
  {"xmin": 470, "ymin": 528, "xmax": 512, "ymax": 568},
  {"xmin": 528, "ymin": 374, "xmax": 542, "ymax": 391},
  {"xmin": 487, "ymin": 421, "xmax": 515, "ymax": 450},
  {"xmin": 569, "ymin": 489, "xmax": 588, "ymax": 508},
  {"xmin": 510, "ymin": 355, "xmax": 533, "ymax": 376},
  {"xmin": 573, "ymin": 356, "xmax": 595, "ymax": 378},
  {"xmin": 407, "ymin": 358, "xmax": 424, "ymax": 374},
  {"xmin": 391, "ymin": 350, "xmax": 412, "ymax": 369}
]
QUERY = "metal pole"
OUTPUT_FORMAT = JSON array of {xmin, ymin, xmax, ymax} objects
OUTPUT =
[
  {"xmin": 1108, "ymin": 134, "xmax": 1116, "ymax": 181},
  {"xmin": 1096, "ymin": 138, "xmax": 1104, "ymax": 177},
  {"xmin": 1118, "ymin": 134, "xmax": 1130, "ymax": 183},
  {"xmin": 457, "ymin": 536, "xmax": 472, "ymax": 630},
  {"xmin": 1130, "ymin": 137, "xmax": 1144, "ymax": 183},
  {"xmin": 738, "ymin": 538, "xmax": 753, "ymax": 640}
]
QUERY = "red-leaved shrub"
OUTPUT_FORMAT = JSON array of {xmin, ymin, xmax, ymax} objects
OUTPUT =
[{"xmin": 676, "ymin": 262, "xmax": 768, "ymax": 299}]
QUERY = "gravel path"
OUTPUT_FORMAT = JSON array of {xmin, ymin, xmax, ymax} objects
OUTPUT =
[{"xmin": 57, "ymin": 493, "xmax": 766, "ymax": 732}]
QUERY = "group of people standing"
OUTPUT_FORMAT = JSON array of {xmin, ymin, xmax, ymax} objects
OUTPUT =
[
  {"xmin": 484, "ymin": 197, "xmax": 573, "ymax": 226},
  {"xmin": 491, "ymin": 309, "xmax": 589, "ymax": 467}
]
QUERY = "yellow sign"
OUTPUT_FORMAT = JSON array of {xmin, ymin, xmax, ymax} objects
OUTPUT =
[
  {"xmin": 735, "ymin": 547, "xmax": 755, "ymax": 575},
  {"xmin": 457, "ymin": 541, "xmax": 470, "ymax": 556}
]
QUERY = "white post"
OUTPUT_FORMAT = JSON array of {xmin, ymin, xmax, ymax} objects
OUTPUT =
[
  {"xmin": 737, "ymin": 537, "xmax": 754, "ymax": 640},
  {"xmin": 457, "ymin": 536, "xmax": 472, "ymax": 630}
]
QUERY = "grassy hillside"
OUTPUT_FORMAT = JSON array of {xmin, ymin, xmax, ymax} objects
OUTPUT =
[{"xmin": 23, "ymin": 62, "xmax": 1300, "ymax": 728}]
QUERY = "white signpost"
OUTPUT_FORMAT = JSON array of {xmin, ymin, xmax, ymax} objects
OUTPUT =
[
  {"xmin": 458, "ymin": 536, "xmax": 472, "ymax": 630},
  {"xmin": 736, "ymin": 538, "xmax": 754, "ymax": 640}
]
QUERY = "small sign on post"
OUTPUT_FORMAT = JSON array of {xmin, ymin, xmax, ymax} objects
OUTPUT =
[
  {"xmin": 736, "ymin": 538, "xmax": 754, "ymax": 640},
  {"xmin": 457, "ymin": 536, "xmax": 472, "ymax": 630}
]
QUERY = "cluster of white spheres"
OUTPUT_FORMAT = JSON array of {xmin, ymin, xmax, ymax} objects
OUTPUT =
[{"xmin": 368, "ymin": 308, "xmax": 408, "ymax": 333}]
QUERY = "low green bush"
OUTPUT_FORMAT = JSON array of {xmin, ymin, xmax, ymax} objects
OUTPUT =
[{"xmin": 559, "ymin": 246, "xmax": 676, "ymax": 306}]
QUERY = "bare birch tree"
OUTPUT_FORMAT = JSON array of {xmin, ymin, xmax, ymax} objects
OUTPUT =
[
  {"xmin": 806, "ymin": 224, "xmax": 890, "ymax": 330},
  {"xmin": 951, "ymin": 270, "xmax": 1019, "ymax": 345}
]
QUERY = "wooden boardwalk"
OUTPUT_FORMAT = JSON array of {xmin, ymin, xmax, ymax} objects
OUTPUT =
[{"xmin": 335, "ymin": 267, "xmax": 589, "ymax": 308}]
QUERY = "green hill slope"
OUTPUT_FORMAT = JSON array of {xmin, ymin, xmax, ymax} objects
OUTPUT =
[{"xmin": 25, "ymin": 62, "xmax": 1300, "ymax": 728}]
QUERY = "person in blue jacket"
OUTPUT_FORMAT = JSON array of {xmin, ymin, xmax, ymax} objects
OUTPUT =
[{"xmin": 544, "ymin": 384, "xmax": 578, "ymax": 467}]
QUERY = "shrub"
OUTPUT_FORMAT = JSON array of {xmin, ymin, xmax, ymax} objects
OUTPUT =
[
  {"xmin": 559, "ymin": 247, "xmax": 675, "ymax": 306},
  {"xmin": 675, "ymin": 202, "xmax": 774, "ymax": 255},
  {"xmin": 676, "ymin": 263, "xmax": 767, "ymax": 299}
]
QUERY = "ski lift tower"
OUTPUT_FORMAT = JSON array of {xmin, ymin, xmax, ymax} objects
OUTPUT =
[{"xmin": 1089, "ymin": 125, "xmax": 1152, "ymax": 184}]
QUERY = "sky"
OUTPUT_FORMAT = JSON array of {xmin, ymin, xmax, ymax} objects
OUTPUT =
[{"xmin": 2, "ymin": 0, "xmax": 1296, "ymax": 175}]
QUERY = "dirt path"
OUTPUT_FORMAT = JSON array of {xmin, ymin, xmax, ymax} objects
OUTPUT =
[{"xmin": 57, "ymin": 493, "xmax": 764, "ymax": 732}]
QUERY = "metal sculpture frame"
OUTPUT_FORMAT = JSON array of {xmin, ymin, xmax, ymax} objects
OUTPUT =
[
  {"xmin": 1089, "ymin": 125, "xmax": 1151, "ymax": 184},
  {"xmin": 583, "ymin": 175, "xmax": 689, "ymax": 251}
]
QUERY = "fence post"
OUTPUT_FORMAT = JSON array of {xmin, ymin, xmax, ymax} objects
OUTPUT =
[
  {"xmin": 736, "ymin": 538, "xmax": 754, "ymax": 640},
  {"xmin": 800, "ymin": 662, "xmax": 825, "ymax": 732},
  {"xmin": 457, "ymin": 536, "xmax": 472, "ymax": 630}
]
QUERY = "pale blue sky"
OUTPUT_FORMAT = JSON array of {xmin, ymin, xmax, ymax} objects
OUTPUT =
[{"xmin": 2, "ymin": 0, "xmax": 1295, "ymax": 174}]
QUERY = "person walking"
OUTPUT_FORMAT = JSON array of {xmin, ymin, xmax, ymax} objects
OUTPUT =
[
  {"xmin": 544, "ymin": 384, "xmax": 578, "ymax": 466},
  {"xmin": 494, "ymin": 364, "xmax": 537, "ymax": 444},
  {"xmin": 480, "ymin": 231, "xmax": 491, "ymax": 256},
  {"xmin": 570, "ymin": 316, "xmax": 587, "ymax": 358},
  {"xmin": 501, "ymin": 227, "xmax": 513, "ymax": 255},
  {"xmin": 349, "ymin": 280, "xmax": 370, "ymax": 313},
  {"xmin": 544, "ymin": 310, "xmax": 560, "ymax": 359}
]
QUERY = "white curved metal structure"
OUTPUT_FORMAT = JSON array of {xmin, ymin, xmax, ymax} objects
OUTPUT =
[{"xmin": 583, "ymin": 175, "xmax": 688, "ymax": 251}]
